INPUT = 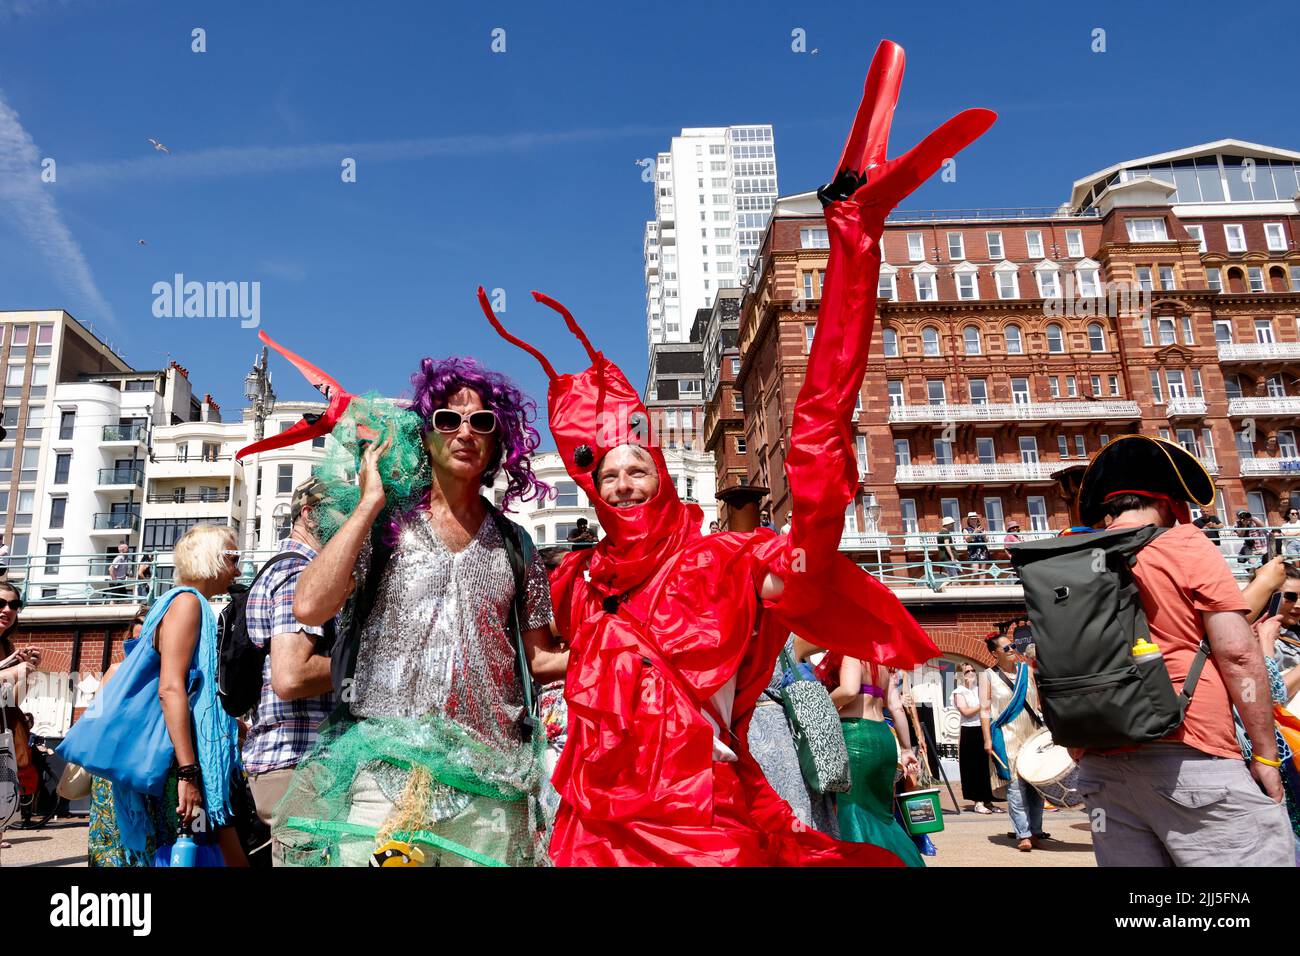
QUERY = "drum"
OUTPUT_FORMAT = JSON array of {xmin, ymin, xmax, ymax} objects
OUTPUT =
[{"xmin": 1015, "ymin": 729, "xmax": 1082, "ymax": 808}]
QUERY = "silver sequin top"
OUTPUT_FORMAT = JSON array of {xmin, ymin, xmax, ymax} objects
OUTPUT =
[{"xmin": 349, "ymin": 512, "xmax": 553, "ymax": 750}]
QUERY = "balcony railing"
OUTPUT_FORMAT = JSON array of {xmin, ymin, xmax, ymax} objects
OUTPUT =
[
  {"xmin": 92, "ymin": 513, "xmax": 140, "ymax": 530},
  {"xmin": 894, "ymin": 462, "xmax": 1058, "ymax": 484},
  {"xmin": 888, "ymin": 400, "xmax": 1139, "ymax": 425},
  {"xmin": 145, "ymin": 491, "xmax": 232, "ymax": 504},
  {"xmin": 96, "ymin": 467, "xmax": 144, "ymax": 487},
  {"xmin": 1218, "ymin": 342, "xmax": 1300, "ymax": 362},
  {"xmin": 1165, "ymin": 398, "xmax": 1208, "ymax": 417},
  {"xmin": 1227, "ymin": 397, "xmax": 1300, "ymax": 417},
  {"xmin": 1241, "ymin": 457, "xmax": 1300, "ymax": 476},
  {"xmin": 102, "ymin": 424, "xmax": 147, "ymax": 442},
  {"xmin": 885, "ymin": 206, "xmax": 1100, "ymax": 223}
]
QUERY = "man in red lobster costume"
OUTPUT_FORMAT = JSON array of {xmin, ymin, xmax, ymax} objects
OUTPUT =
[{"xmin": 475, "ymin": 41, "xmax": 995, "ymax": 866}]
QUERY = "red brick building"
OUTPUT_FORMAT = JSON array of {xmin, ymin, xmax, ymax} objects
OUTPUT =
[{"xmin": 709, "ymin": 140, "xmax": 1300, "ymax": 723}]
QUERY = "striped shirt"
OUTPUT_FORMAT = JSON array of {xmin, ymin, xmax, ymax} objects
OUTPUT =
[{"xmin": 241, "ymin": 538, "xmax": 337, "ymax": 775}]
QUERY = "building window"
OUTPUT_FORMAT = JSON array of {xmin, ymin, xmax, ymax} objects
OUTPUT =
[
  {"xmin": 922, "ymin": 327, "xmax": 940, "ymax": 356},
  {"xmin": 1025, "ymin": 230, "xmax": 1044, "ymax": 259},
  {"xmin": 1206, "ymin": 267, "xmax": 1223, "ymax": 292},
  {"xmin": 1136, "ymin": 267, "xmax": 1153, "ymax": 292},
  {"xmin": 1248, "ymin": 267, "xmax": 1265, "ymax": 293},
  {"xmin": 1065, "ymin": 229, "xmax": 1084, "ymax": 257},
  {"xmin": 1150, "ymin": 370, "xmax": 1164, "ymax": 404},
  {"xmin": 1214, "ymin": 320, "xmax": 1233, "ymax": 345},
  {"xmin": 984, "ymin": 498, "xmax": 1005, "ymax": 533},
  {"xmin": 1125, "ymin": 218, "xmax": 1168, "ymax": 242},
  {"xmin": 1265, "ymin": 223, "xmax": 1287, "ymax": 252},
  {"xmin": 996, "ymin": 270, "xmax": 1018, "ymax": 299},
  {"xmin": 800, "ymin": 227, "xmax": 829, "ymax": 249},
  {"xmin": 856, "ymin": 435, "xmax": 869, "ymax": 474},
  {"xmin": 956, "ymin": 272, "xmax": 978, "ymax": 300},
  {"xmin": 44, "ymin": 541, "xmax": 62, "ymax": 574},
  {"xmin": 907, "ymin": 233, "xmax": 925, "ymax": 261},
  {"xmin": 276, "ymin": 464, "xmax": 293, "ymax": 494},
  {"xmin": 1167, "ymin": 369, "xmax": 1186, "ymax": 399},
  {"xmin": 877, "ymin": 271, "xmax": 896, "ymax": 301},
  {"xmin": 1255, "ymin": 319, "xmax": 1275, "ymax": 343},
  {"xmin": 1159, "ymin": 266, "xmax": 1176, "ymax": 291},
  {"xmin": 1058, "ymin": 435, "xmax": 1069, "ymax": 458},
  {"xmin": 1066, "ymin": 375, "xmax": 1078, "ymax": 398},
  {"xmin": 986, "ymin": 231, "xmax": 1004, "ymax": 260},
  {"xmin": 804, "ymin": 324, "xmax": 816, "ymax": 353},
  {"xmin": 883, "ymin": 327, "xmax": 899, "ymax": 357},
  {"xmin": 732, "ymin": 393, "xmax": 743, "ymax": 412},
  {"xmin": 927, "ymin": 379, "xmax": 946, "ymax": 405},
  {"xmin": 915, "ymin": 273, "xmax": 937, "ymax": 301},
  {"xmin": 1185, "ymin": 224, "xmax": 1206, "ymax": 253},
  {"xmin": 963, "ymin": 326, "xmax": 982, "ymax": 355},
  {"xmin": 1180, "ymin": 315, "xmax": 1194, "ymax": 345},
  {"xmin": 893, "ymin": 439, "xmax": 911, "ymax": 467},
  {"xmin": 1005, "ymin": 324, "xmax": 1023, "ymax": 354},
  {"xmin": 58, "ymin": 409, "xmax": 75, "ymax": 440},
  {"xmin": 735, "ymin": 436, "xmax": 747, "ymax": 454},
  {"xmin": 15, "ymin": 490, "xmax": 34, "ymax": 528},
  {"xmin": 947, "ymin": 232, "xmax": 965, "ymax": 260},
  {"xmin": 1224, "ymin": 224, "xmax": 1246, "ymax": 253},
  {"xmin": 1091, "ymin": 374, "xmax": 1102, "ymax": 395},
  {"xmin": 555, "ymin": 481, "xmax": 579, "ymax": 507},
  {"xmin": 933, "ymin": 439, "xmax": 954, "ymax": 465},
  {"xmin": 899, "ymin": 499, "xmax": 919, "ymax": 535},
  {"xmin": 1077, "ymin": 268, "xmax": 1100, "ymax": 297},
  {"xmin": 887, "ymin": 380, "xmax": 905, "ymax": 407},
  {"xmin": 968, "ymin": 378, "xmax": 988, "ymax": 405},
  {"xmin": 1087, "ymin": 323, "xmax": 1106, "ymax": 352},
  {"xmin": 976, "ymin": 437, "xmax": 995, "ymax": 464},
  {"xmin": 1018, "ymin": 436, "xmax": 1039, "ymax": 463},
  {"xmin": 1011, "ymin": 377, "xmax": 1030, "ymax": 404},
  {"xmin": 1156, "ymin": 316, "xmax": 1176, "ymax": 345},
  {"xmin": 1049, "ymin": 376, "xmax": 1061, "ymax": 399},
  {"xmin": 730, "ymin": 357, "xmax": 740, "ymax": 376},
  {"xmin": 1036, "ymin": 269, "xmax": 1059, "ymax": 298},
  {"xmin": 1046, "ymin": 323, "xmax": 1064, "ymax": 353},
  {"xmin": 1027, "ymin": 496, "xmax": 1048, "ymax": 531}
]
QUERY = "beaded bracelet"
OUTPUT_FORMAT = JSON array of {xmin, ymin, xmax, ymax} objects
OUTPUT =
[{"xmin": 175, "ymin": 763, "xmax": 202, "ymax": 782}]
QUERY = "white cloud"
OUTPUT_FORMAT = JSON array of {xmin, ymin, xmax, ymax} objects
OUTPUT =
[
  {"xmin": 59, "ymin": 124, "xmax": 665, "ymax": 189},
  {"xmin": 0, "ymin": 90, "xmax": 117, "ymax": 326}
]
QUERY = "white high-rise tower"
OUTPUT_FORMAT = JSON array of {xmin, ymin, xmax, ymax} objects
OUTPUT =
[{"xmin": 643, "ymin": 125, "xmax": 778, "ymax": 353}]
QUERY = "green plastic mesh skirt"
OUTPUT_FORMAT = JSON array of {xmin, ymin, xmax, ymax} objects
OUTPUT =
[
  {"xmin": 272, "ymin": 711, "xmax": 547, "ymax": 867},
  {"xmin": 311, "ymin": 393, "xmax": 431, "ymax": 544}
]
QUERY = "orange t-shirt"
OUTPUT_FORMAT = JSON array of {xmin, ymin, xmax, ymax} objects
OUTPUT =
[{"xmin": 1104, "ymin": 519, "xmax": 1248, "ymax": 759}]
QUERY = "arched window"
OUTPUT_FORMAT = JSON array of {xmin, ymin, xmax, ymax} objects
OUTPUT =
[
  {"xmin": 922, "ymin": 327, "xmax": 941, "ymax": 357},
  {"xmin": 1005, "ymin": 324, "xmax": 1023, "ymax": 354},
  {"xmin": 1087, "ymin": 323, "xmax": 1106, "ymax": 352},
  {"xmin": 883, "ymin": 327, "xmax": 899, "ymax": 357},
  {"xmin": 1046, "ymin": 323, "xmax": 1065, "ymax": 354},
  {"xmin": 963, "ymin": 326, "xmax": 982, "ymax": 355}
]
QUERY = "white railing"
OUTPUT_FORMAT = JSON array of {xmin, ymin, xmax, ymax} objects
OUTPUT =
[
  {"xmin": 1228, "ymin": 397, "xmax": 1300, "ymax": 416},
  {"xmin": 888, "ymin": 400, "xmax": 1139, "ymax": 424},
  {"xmin": 1165, "ymin": 398, "xmax": 1208, "ymax": 417},
  {"xmin": 1241, "ymin": 457, "xmax": 1300, "ymax": 475},
  {"xmin": 1218, "ymin": 342, "xmax": 1300, "ymax": 361},
  {"xmin": 894, "ymin": 462, "xmax": 1058, "ymax": 483},
  {"xmin": 1199, "ymin": 457, "xmax": 1221, "ymax": 476}
]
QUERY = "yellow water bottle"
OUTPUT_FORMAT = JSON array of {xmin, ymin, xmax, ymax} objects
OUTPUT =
[{"xmin": 1131, "ymin": 636, "xmax": 1163, "ymax": 666}]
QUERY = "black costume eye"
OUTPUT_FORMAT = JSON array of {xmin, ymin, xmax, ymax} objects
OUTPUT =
[{"xmin": 573, "ymin": 444, "xmax": 594, "ymax": 468}]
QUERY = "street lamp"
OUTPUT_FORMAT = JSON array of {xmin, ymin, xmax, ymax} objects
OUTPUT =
[
  {"xmin": 244, "ymin": 347, "xmax": 277, "ymax": 441},
  {"xmin": 243, "ymin": 347, "xmax": 277, "ymax": 554},
  {"xmin": 864, "ymin": 493, "xmax": 884, "ymax": 578}
]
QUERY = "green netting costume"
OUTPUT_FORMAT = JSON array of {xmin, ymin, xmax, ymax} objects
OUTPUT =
[{"xmin": 234, "ymin": 333, "xmax": 551, "ymax": 868}]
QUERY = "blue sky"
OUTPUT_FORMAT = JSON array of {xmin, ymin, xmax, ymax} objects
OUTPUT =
[{"xmin": 0, "ymin": 0, "xmax": 1295, "ymax": 448}]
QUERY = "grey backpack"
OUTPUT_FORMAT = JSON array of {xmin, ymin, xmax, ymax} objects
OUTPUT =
[{"xmin": 1008, "ymin": 525, "xmax": 1211, "ymax": 749}]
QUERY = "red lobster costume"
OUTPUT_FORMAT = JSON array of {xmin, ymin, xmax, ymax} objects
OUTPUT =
[{"xmin": 477, "ymin": 41, "xmax": 995, "ymax": 866}]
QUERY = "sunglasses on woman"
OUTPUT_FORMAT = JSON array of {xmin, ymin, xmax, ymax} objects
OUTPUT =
[
  {"xmin": 0, "ymin": 599, "xmax": 21, "ymax": 611},
  {"xmin": 431, "ymin": 409, "xmax": 497, "ymax": 435},
  {"xmin": 1284, "ymin": 592, "xmax": 1300, "ymax": 603}
]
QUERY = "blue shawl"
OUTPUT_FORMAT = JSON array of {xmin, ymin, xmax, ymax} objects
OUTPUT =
[
  {"xmin": 990, "ymin": 662, "xmax": 1030, "ymax": 782},
  {"xmin": 112, "ymin": 587, "xmax": 240, "ymax": 852}
]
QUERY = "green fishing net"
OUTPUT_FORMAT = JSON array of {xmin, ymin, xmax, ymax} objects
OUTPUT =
[
  {"xmin": 311, "ymin": 392, "xmax": 431, "ymax": 544},
  {"xmin": 272, "ymin": 711, "xmax": 546, "ymax": 867}
]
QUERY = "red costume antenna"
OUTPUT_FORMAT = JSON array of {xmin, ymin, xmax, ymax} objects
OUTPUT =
[
  {"xmin": 476, "ymin": 286, "xmax": 559, "ymax": 381},
  {"xmin": 835, "ymin": 39, "xmax": 904, "ymax": 175},
  {"xmin": 234, "ymin": 330, "xmax": 352, "ymax": 461},
  {"xmin": 531, "ymin": 290, "xmax": 601, "ymax": 368}
]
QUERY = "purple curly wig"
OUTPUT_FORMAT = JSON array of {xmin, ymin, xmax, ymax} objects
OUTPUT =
[{"xmin": 406, "ymin": 356, "xmax": 549, "ymax": 511}]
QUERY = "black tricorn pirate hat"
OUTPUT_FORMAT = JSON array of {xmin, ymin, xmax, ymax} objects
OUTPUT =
[{"xmin": 1078, "ymin": 434, "xmax": 1215, "ymax": 527}]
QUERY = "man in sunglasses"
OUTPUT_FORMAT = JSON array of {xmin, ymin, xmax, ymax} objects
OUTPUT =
[{"xmin": 289, "ymin": 358, "xmax": 567, "ymax": 867}]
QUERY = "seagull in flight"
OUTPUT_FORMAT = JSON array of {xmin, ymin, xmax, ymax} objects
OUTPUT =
[
  {"xmin": 137, "ymin": 239, "xmax": 147, "ymax": 246},
  {"xmin": 811, "ymin": 48, "xmax": 820, "ymax": 55},
  {"xmin": 147, "ymin": 138, "xmax": 170, "ymax": 154}
]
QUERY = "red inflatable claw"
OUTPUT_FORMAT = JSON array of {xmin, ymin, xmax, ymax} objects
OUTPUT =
[{"xmin": 234, "ymin": 330, "xmax": 353, "ymax": 461}]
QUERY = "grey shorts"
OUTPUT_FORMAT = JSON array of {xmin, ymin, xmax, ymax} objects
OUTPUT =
[{"xmin": 1077, "ymin": 743, "xmax": 1293, "ymax": 867}]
